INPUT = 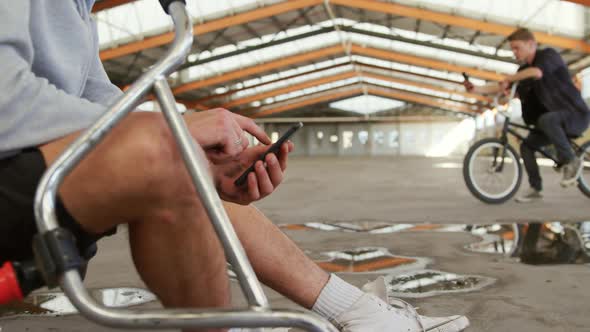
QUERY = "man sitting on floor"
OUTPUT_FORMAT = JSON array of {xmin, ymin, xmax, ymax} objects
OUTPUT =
[{"xmin": 0, "ymin": 1, "xmax": 470, "ymax": 331}]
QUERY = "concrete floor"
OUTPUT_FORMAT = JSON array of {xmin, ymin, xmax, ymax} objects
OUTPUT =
[{"xmin": 1, "ymin": 156, "xmax": 589, "ymax": 331}]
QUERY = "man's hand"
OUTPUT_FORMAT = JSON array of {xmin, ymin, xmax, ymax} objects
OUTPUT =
[
  {"xmin": 462, "ymin": 80, "xmax": 475, "ymax": 92},
  {"xmin": 211, "ymin": 141, "xmax": 294, "ymax": 205},
  {"xmin": 499, "ymin": 80, "xmax": 511, "ymax": 96},
  {"xmin": 184, "ymin": 108, "xmax": 271, "ymax": 163}
]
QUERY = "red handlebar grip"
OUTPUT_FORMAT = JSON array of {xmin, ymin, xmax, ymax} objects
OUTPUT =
[{"xmin": 0, "ymin": 262, "xmax": 23, "ymax": 304}]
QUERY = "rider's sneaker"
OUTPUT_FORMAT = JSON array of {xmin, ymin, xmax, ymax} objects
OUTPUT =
[
  {"xmin": 515, "ymin": 188, "xmax": 543, "ymax": 203},
  {"xmin": 561, "ymin": 157, "xmax": 582, "ymax": 187}
]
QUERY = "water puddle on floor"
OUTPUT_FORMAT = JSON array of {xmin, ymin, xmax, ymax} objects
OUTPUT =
[
  {"xmin": 384, "ymin": 269, "xmax": 496, "ymax": 298},
  {"xmin": 464, "ymin": 224, "xmax": 519, "ymax": 255},
  {"xmin": 466, "ymin": 222, "xmax": 590, "ymax": 264},
  {"xmin": 282, "ymin": 221, "xmax": 590, "ymax": 265},
  {"xmin": 280, "ymin": 222, "xmax": 464, "ymax": 234},
  {"xmin": 0, "ymin": 287, "xmax": 156, "ymax": 318},
  {"xmin": 316, "ymin": 247, "xmax": 429, "ymax": 273}
]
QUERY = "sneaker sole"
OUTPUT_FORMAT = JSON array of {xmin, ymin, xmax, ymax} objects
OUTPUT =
[
  {"xmin": 515, "ymin": 197, "xmax": 542, "ymax": 203},
  {"xmin": 561, "ymin": 178, "xmax": 579, "ymax": 187},
  {"xmin": 561, "ymin": 161, "xmax": 584, "ymax": 188},
  {"xmin": 425, "ymin": 315, "xmax": 470, "ymax": 332}
]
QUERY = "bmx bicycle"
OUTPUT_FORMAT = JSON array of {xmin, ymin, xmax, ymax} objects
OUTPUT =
[{"xmin": 462, "ymin": 84, "xmax": 590, "ymax": 204}]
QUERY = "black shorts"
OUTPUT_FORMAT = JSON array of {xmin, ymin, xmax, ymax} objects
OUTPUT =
[{"xmin": 0, "ymin": 148, "xmax": 116, "ymax": 264}]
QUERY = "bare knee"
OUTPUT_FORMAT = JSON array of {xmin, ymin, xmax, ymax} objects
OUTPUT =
[
  {"xmin": 114, "ymin": 113, "xmax": 204, "ymax": 207},
  {"xmin": 60, "ymin": 112, "xmax": 204, "ymax": 229}
]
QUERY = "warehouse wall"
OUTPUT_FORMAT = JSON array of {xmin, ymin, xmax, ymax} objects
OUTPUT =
[{"xmin": 256, "ymin": 119, "xmax": 475, "ymax": 157}]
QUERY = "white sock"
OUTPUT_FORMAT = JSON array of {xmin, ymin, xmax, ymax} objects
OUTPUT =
[{"xmin": 311, "ymin": 274, "xmax": 364, "ymax": 323}]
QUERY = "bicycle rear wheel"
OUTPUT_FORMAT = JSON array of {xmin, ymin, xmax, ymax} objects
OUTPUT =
[
  {"xmin": 577, "ymin": 140, "xmax": 590, "ymax": 198},
  {"xmin": 463, "ymin": 138, "xmax": 522, "ymax": 204}
]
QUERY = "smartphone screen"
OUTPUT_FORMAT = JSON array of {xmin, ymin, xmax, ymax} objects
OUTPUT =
[{"xmin": 234, "ymin": 122, "xmax": 303, "ymax": 186}]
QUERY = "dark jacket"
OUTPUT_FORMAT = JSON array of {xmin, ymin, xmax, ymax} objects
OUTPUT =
[{"xmin": 517, "ymin": 48, "xmax": 589, "ymax": 127}]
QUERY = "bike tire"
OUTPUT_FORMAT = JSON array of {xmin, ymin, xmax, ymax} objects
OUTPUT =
[
  {"xmin": 463, "ymin": 138, "xmax": 523, "ymax": 204},
  {"xmin": 577, "ymin": 140, "xmax": 590, "ymax": 198}
]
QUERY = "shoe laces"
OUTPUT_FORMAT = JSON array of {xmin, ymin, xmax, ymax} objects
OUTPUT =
[{"xmin": 369, "ymin": 294, "xmax": 426, "ymax": 332}]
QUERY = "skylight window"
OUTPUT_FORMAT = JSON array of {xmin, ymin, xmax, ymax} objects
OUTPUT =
[{"xmin": 330, "ymin": 95, "xmax": 405, "ymax": 114}]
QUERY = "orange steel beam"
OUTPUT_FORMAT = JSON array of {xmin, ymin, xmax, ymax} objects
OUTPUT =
[
  {"xmin": 367, "ymin": 86, "xmax": 473, "ymax": 114},
  {"xmin": 92, "ymin": 0, "xmax": 136, "ymax": 12},
  {"xmin": 352, "ymin": 45, "xmax": 505, "ymax": 81},
  {"xmin": 252, "ymin": 87, "xmax": 363, "ymax": 118},
  {"xmin": 563, "ymin": 0, "xmax": 590, "ymax": 7},
  {"xmin": 100, "ymin": 0, "xmax": 590, "ymax": 62},
  {"xmin": 222, "ymin": 69, "xmax": 484, "ymax": 111},
  {"xmin": 357, "ymin": 61, "xmax": 462, "ymax": 85},
  {"xmin": 189, "ymin": 61, "xmax": 469, "ymax": 108},
  {"xmin": 252, "ymin": 82, "xmax": 473, "ymax": 117},
  {"xmin": 172, "ymin": 45, "xmax": 343, "ymax": 95},
  {"xmin": 223, "ymin": 71, "xmax": 357, "ymax": 108},
  {"xmin": 191, "ymin": 62, "xmax": 351, "ymax": 105},
  {"xmin": 238, "ymin": 82, "xmax": 362, "ymax": 114},
  {"xmin": 184, "ymin": 61, "xmax": 462, "ymax": 108},
  {"xmin": 176, "ymin": 99, "xmax": 209, "ymax": 111},
  {"xmin": 173, "ymin": 44, "xmax": 504, "ymax": 98},
  {"xmin": 100, "ymin": 0, "xmax": 323, "ymax": 60},
  {"xmin": 332, "ymin": 0, "xmax": 590, "ymax": 53},
  {"xmin": 362, "ymin": 71, "xmax": 491, "ymax": 103}
]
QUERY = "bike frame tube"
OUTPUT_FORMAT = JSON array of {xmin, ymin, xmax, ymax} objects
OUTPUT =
[
  {"xmin": 32, "ymin": 2, "xmax": 336, "ymax": 331},
  {"xmin": 492, "ymin": 81, "xmax": 575, "ymax": 164},
  {"xmin": 502, "ymin": 119, "xmax": 560, "ymax": 162},
  {"xmin": 153, "ymin": 77, "xmax": 269, "ymax": 308},
  {"xmin": 62, "ymin": 270, "xmax": 336, "ymax": 331}
]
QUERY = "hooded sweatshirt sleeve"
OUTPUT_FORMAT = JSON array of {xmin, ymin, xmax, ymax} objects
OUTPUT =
[
  {"xmin": 81, "ymin": 17, "xmax": 123, "ymax": 106},
  {"xmin": 0, "ymin": 1, "xmax": 107, "ymax": 155}
]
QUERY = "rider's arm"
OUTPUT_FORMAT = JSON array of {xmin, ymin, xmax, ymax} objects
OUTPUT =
[
  {"xmin": 504, "ymin": 67, "xmax": 543, "ymax": 83},
  {"xmin": 0, "ymin": 1, "xmax": 107, "ymax": 155},
  {"xmin": 469, "ymin": 83, "xmax": 504, "ymax": 95}
]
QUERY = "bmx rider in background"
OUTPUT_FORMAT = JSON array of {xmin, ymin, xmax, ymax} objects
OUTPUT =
[{"xmin": 464, "ymin": 28, "xmax": 590, "ymax": 203}]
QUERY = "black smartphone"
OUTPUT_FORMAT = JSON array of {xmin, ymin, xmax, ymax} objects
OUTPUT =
[
  {"xmin": 234, "ymin": 122, "xmax": 304, "ymax": 186},
  {"xmin": 462, "ymin": 72, "xmax": 470, "ymax": 82}
]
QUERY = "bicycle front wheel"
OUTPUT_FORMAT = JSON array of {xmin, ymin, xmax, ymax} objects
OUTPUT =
[
  {"xmin": 463, "ymin": 138, "xmax": 522, "ymax": 204},
  {"xmin": 577, "ymin": 140, "xmax": 590, "ymax": 198}
]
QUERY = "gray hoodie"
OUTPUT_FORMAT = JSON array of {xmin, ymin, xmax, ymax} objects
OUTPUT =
[{"xmin": 0, "ymin": 0, "xmax": 122, "ymax": 159}]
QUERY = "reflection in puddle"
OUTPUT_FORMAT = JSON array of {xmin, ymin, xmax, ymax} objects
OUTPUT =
[
  {"xmin": 581, "ymin": 222, "xmax": 590, "ymax": 251},
  {"xmin": 316, "ymin": 247, "xmax": 429, "ymax": 273},
  {"xmin": 384, "ymin": 270, "xmax": 495, "ymax": 298},
  {"xmin": 281, "ymin": 222, "xmax": 465, "ymax": 234},
  {"xmin": 283, "ymin": 221, "xmax": 590, "ymax": 265},
  {"xmin": 465, "ymin": 224, "xmax": 518, "ymax": 256},
  {"xmin": 466, "ymin": 222, "xmax": 590, "ymax": 264},
  {"xmin": 0, "ymin": 288, "xmax": 156, "ymax": 318}
]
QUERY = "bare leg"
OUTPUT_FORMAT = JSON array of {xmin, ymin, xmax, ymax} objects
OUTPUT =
[
  {"xmin": 224, "ymin": 202, "xmax": 329, "ymax": 309},
  {"xmin": 40, "ymin": 112, "xmax": 229, "ymax": 332}
]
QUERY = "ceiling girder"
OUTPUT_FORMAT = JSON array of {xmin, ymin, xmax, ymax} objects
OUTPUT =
[
  {"xmin": 99, "ymin": 0, "xmax": 590, "ymax": 61},
  {"xmin": 251, "ymin": 83, "xmax": 474, "ymax": 118},
  {"xmin": 92, "ymin": 0, "xmax": 136, "ymax": 12},
  {"xmin": 172, "ymin": 43, "xmax": 506, "ymax": 97}
]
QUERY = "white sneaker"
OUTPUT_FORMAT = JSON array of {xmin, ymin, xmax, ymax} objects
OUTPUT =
[
  {"xmin": 349, "ymin": 277, "xmax": 469, "ymax": 332},
  {"xmin": 515, "ymin": 188, "xmax": 543, "ymax": 203},
  {"xmin": 560, "ymin": 157, "xmax": 583, "ymax": 187},
  {"xmin": 229, "ymin": 329, "xmax": 289, "ymax": 332},
  {"xmin": 361, "ymin": 276, "xmax": 389, "ymax": 301}
]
